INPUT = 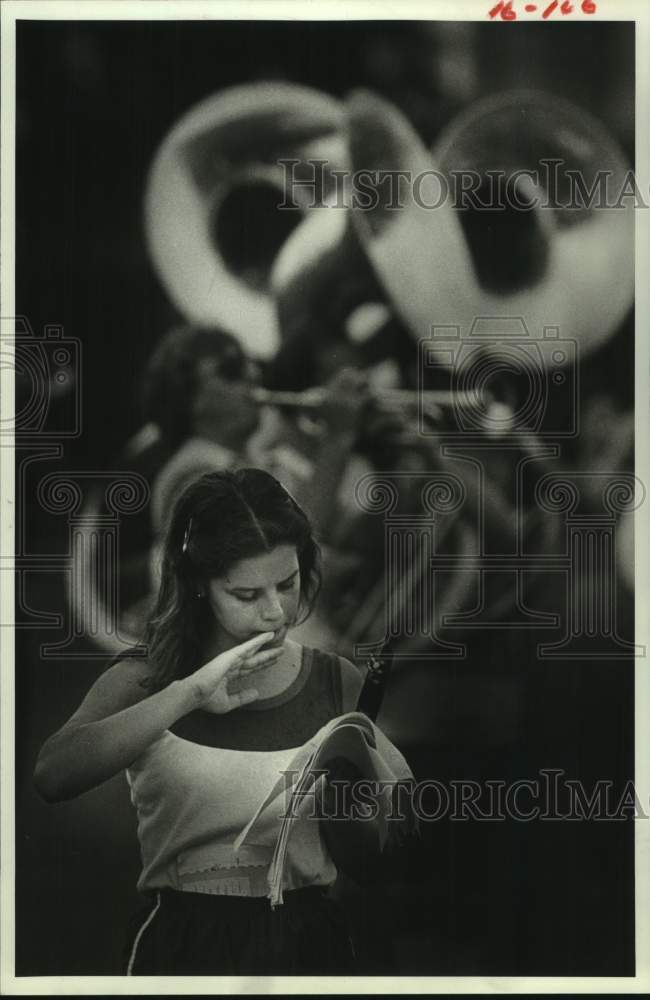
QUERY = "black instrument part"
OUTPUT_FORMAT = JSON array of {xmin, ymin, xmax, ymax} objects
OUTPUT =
[{"xmin": 355, "ymin": 647, "xmax": 394, "ymax": 721}]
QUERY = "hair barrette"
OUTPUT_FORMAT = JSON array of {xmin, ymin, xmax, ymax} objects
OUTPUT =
[{"xmin": 182, "ymin": 517, "xmax": 193, "ymax": 554}]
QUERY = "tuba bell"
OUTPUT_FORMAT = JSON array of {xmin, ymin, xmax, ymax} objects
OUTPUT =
[
  {"xmin": 144, "ymin": 81, "xmax": 348, "ymax": 359},
  {"xmin": 344, "ymin": 87, "xmax": 634, "ymax": 367}
]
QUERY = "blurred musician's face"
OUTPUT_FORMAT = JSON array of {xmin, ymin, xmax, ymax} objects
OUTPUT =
[
  {"xmin": 191, "ymin": 355, "xmax": 260, "ymax": 448},
  {"xmin": 206, "ymin": 545, "xmax": 301, "ymax": 652}
]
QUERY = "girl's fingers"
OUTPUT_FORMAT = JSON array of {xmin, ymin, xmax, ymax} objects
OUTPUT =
[
  {"xmin": 200, "ymin": 633, "xmax": 278, "ymax": 678},
  {"xmin": 239, "ymin": 648, "xmax": 283, "ymax": 670},
  {"xmin": 238, "ymin": 660, "xmax": 279, "ymax": 679},
  {"xmin": 229, "ymin": 646, "xmax": 282, "ymax": 672},
  {"xmin": 224, "ymin": 650, "xmax": 281, "ymax": 684},
  {"xmin": 235, "ymin": 632, "xmax": 275, "ymax": 657},
  {"xmin": 239, "ymin": 643, "xmax": 282, "ymax": 664}
]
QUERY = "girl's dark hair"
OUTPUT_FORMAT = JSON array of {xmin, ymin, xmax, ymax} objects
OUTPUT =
[
  {"xmin": 142, "ymin": 325, "xmax": 249, "ymax": 447},
  {"xmin": 140, "ymin": 468, "xmax": 321, "ymax": 691}
]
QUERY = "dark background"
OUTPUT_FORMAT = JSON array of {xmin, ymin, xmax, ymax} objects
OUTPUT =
[{"xmin": 15, "ymin": 19, "xmax": 635, "ymax": 976}]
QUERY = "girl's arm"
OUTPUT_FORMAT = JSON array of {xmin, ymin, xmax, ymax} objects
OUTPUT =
[
  {"xmin": 34, "ymin": 632, "xmax": 278, "ymax": 803},
  {"xmin": 34, "ymin": 659, "xmax": 197, "ymax": 802}
]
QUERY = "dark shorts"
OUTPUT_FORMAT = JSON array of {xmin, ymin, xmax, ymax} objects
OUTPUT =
[{"xmin": 124, "ymin": 886, "xmax": 356, "ymax": 976}]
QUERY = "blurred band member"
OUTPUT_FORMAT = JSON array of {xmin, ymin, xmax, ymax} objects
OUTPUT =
[{"xmin": 122, "ymin": 326, "xmax": 372, "ymax": 628}]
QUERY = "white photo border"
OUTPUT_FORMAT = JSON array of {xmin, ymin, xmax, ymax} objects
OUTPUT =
[{"xmin": 2, "ymin": 0, "xmax": 649, "ymax": 993}]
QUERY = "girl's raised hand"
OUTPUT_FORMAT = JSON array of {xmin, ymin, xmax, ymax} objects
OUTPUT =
[{"xmin": 183, "ymin": 632, "xmax": 281, "ymax": 714}]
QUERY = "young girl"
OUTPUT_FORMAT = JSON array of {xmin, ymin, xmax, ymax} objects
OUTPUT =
[{"xmin": 34, "ymin": 468, "xmax": 409, "ymax": 975}]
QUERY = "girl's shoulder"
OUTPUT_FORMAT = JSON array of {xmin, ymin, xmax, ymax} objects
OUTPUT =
[
  {"xmin": 62, "ymin": 657, "xmax": 157, "ymax": 730},
  {"xmin": 104, "ymin": 655, "xmax": 157, "ymax": 690},
  {"xmin": 111, "ymin": 654, "xmax": 157, "ymax": 684},
  {"xmin": 303, "ymin": 644, "xmax": 363, "ymax": 714}
]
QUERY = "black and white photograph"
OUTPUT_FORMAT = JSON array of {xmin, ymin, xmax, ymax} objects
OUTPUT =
[{"xmin": 1, "ymin": 0, "xmax": 649, "ymax": 992}]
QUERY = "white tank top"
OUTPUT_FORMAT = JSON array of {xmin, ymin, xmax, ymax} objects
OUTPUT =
[{"xmin": 126, "ymin": 729, "xmax": 337, "ymax": 898}]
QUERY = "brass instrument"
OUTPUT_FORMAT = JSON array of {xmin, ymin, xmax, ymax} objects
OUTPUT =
[
  {"xmin": 146, "ymin": 83, "xmax": 633, "ymax": 370},
  {"xmin": 345, "ymin": 88, "xmax": 634, "ymax": 367},
  {"xmin": 251, "ymin": 386, "xmax": 481, "ymax": 421},
  {"xmin": 81, "ymin": 81, "xmax": 632, "ymax": 660},
  {"xmin": 144, "ymin": 82, "xmax": 347, "ymax": 361}
]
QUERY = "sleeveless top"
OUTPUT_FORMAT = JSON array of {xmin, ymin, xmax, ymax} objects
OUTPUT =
[{"xmin": 126, "ymin": 648, "xmax": 345, "ymax": 897}]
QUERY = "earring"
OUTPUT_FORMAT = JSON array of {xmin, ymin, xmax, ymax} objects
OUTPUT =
[
  {"xmin": 195, "ymin": 589, "xmax": 205, "ymax": 599},
  {"xmin": 182, "ymin": 517, "xmax": 193, "ymax": 554}
]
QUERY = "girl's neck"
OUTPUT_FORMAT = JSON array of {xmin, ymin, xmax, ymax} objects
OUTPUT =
[{"xmin": 244, "ymin": 639, "xmax": 303, "ymax": 701}]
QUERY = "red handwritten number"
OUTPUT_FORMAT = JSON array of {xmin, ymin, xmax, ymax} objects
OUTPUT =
[
  {"xmin": 489, "ymin": 0, "xmax": 517, "ymax": 19},
  {"xmin": 489, "ymin": 0, "xmax": 593, "ymax": 17}
]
